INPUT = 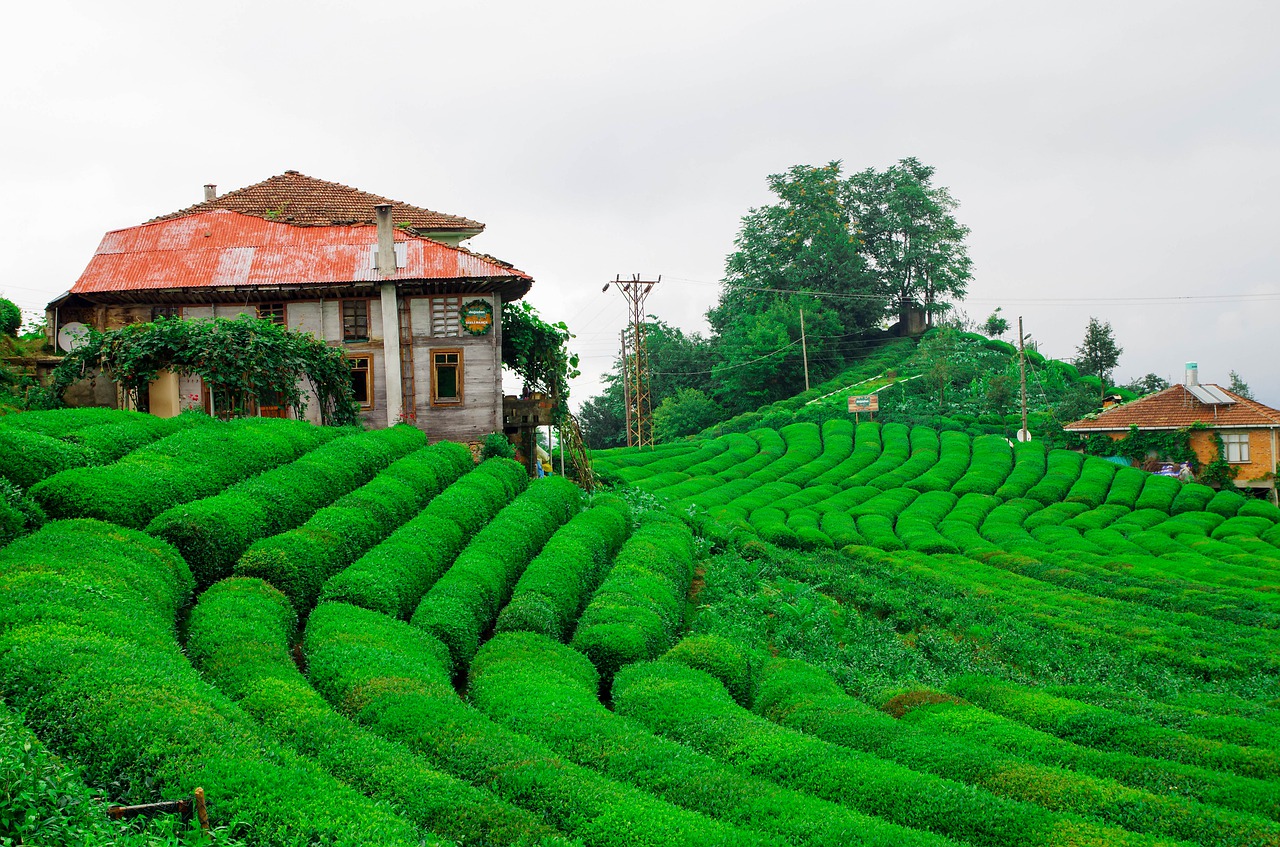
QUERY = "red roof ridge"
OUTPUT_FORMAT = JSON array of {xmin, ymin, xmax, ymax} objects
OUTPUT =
[
  {"xmin": 147, "ymin": 170, "xmax": 485, "ymax": 233},
  {"xmin": 1065, "ymin": 383, "xmax": 1280, "ymax": 430}
]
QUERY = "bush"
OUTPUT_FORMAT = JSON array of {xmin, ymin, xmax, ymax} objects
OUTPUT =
[
  {"xmin": 186, "ymin": 578, "xmax": 568, "ymax": 846},
  {"xmin": 0, "ymin": 297, "xmax": 20, "ymax": 336},
  {"xmin": 0, "ymin": 520, "xmax": 432, "ymax": 846},
  {"xmin": 411, "ymin": 475, "xmax": 584, "ymax": 669},
  {"xmin": 571, "ymin": 511, "xmax": 695, "ymax": 680},
  {"xmin": 469, "ymin": 632, "xmax": 948, "ymax": 847},
  {"xmin": 320, "ymin": 458, "xmax": 529, "ymax": 618},
  {"xmin": 613, "ymin": 661, "xmax": 1148, "ymax": 847},
  {"xmin": 481, "ymin": 431, "xmax": 516, "ymax": 460},
  {"xmin": 233, "ymin": 440, "xmax": 472, "ymax": 609},
  {"xmin": 303, "ymin": 602, "xmax": 771, "ymax": 847},
  {"xmin": 149, "ymin": 425, "xmax": 424, "ymax": 590},
  {"xmin": 494, "ymin": 494, "xmax": 632, "ymax": 639},
  {"xmin": 32, "ymin": 418, "xmax": 335, "ymax": 529}
]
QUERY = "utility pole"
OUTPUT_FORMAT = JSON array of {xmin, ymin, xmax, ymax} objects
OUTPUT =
[
  {"xmin": 608, "ymin": 275, "xmax": 659, "ymax": 448},
  {"xmin": 1018, "ymin": 315, "xmax": 1029, "ymax": 442},
  {"xmin": 619, "ymin": 327, "xmax": 632, "ymax": 446},
  {"xmin": 799, "ymin": 308, "xmax": 810, "ymax": 392}
]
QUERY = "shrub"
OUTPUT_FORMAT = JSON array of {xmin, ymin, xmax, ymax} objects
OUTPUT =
[
  {"xmin": 320, "ymin": 458, "xmax": 528, "ymax": 618},
  {"xmin": 481, "ymin": 431, "xmax": 516, "ymax": 460},
  {"xmin": 613, "ymin": 661, "xmax": 1149, "ymax": 847},
  {"xmin": 0, "ymin": 520, "xmax": 433, "ymax": 846},
  {"xmin": 149, "ymin": 425, "xmax": 424, "ymax": 590},
  {"xmin": 469, "ymin": 632, "xmax": 948, "ymax": 847},
  {"xmin": 231, "ymin": 440, "xmax": 471, "ymax": 609},
  {"xmin": 494, "ymin": 495, "xmax": 632, "ymax": 639},
  {"xmin": 303, "ymin": 602, "xmax": 773, "ymax": 847},
  {"xmin": 186, "ymin": 578, "xmax": 568, "ymax": 846},
  {"xmin": 32, "ymin": 418, "xmax": 334, "ymax": 529},
  {"xmin": 571, "ymin": 511, "xmax": 695, "ymax": 680},
  {"xmin": 411, "ymin": 475, "xmax": 584, "ymax": 670}
]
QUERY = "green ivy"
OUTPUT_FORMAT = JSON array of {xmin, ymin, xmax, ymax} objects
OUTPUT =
[
  {"xmin": 1198, "ymin": 431, "xmax": 1239, "ymax": 491},
  {"xmin": 1079, "ymin": 425, "xmax": 1198, "ymax": 468},
  {"xmin": 37, "ymin": 316, "xmax": 360, "ymax": 426},
  {"xmin": 501, "ymin": 301, "xmax": 579, "ymax": 417}
]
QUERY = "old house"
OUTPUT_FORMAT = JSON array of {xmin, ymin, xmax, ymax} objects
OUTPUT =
[
  {"xmin": 47, "ymin": 171, "xmax": 535, "ymax": 444},
  {"xmin": 1065, "ymin": 364, "xmax": 1280, "ymax": 504}
]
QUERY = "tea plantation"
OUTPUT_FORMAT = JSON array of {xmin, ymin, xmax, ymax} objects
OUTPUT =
[{"xmin": 2, "ymin": 408, "xmax": 1279, "ymax": 846}]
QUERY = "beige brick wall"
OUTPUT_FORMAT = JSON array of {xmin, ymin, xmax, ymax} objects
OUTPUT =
[{"xmin": 1189, "ymin": 428, "xmax": 1278, "ymax": 482}]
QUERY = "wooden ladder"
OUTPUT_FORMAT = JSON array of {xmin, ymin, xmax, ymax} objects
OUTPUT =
[
  {"xmin": 562, "ymin": 412, "xmax": 596, "ymax": 491},
  {"xmin": 397, "ymin": 297, "xmax": 416, "ymax": 422}
]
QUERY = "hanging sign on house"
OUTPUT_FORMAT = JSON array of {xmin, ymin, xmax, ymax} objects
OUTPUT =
[{"xmin": 460, "ymin": 299, "xmax": 494, "ymax": 335}]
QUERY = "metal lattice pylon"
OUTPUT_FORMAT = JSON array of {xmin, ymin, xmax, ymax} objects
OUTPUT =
[{"xmin": 609, "ymin": 274, "xmax": 659, "ymax": 448}]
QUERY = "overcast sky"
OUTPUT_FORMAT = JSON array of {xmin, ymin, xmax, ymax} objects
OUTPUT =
[{"xmin": 3, "ymin": 0, "xmax": 1277, "ymax": 407}]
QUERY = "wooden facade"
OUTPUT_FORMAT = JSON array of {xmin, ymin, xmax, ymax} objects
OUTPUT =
[{"xmin": 48, "ymin": 174, "xmax": 533, "ymax": 446}]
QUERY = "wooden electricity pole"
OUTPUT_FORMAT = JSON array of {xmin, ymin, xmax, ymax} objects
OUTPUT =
[
  {"xmin": 800, "ymin": 308, "xmax": 810, "ymax": 392},
  {"xmin": 1018, "ymin": 315, "xmax": 1029, "ymax": 441}
]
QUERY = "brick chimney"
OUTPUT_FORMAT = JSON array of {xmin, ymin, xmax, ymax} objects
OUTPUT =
[{"xmin": 203, "ymin": 184, "xmax": 217, "ymax": 201}]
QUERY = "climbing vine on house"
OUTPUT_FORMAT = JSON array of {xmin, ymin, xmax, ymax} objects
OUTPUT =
[
  {"xmin": 501, "ymin": 301, "xmax": 579, "ymax": 416},
  {"xmin": 40, "ymin": 315, "xmax": 361, "ymax": 425},
  {"xmin": 1078, "ymin": 424, "xmax": 1199, "ymax": 468},
  {"xmin": 1198, "ymin": 431, "xmax": 1239, "ymax": 490}
]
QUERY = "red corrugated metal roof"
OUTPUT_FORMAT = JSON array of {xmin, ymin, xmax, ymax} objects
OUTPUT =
[
  {"xmin": 1065, "ymin": 384, "xmax": 1280, "ymax": 430},
  {"xmin": 70, "ymin": 210, "xmax": 530, "ymax": 295}
]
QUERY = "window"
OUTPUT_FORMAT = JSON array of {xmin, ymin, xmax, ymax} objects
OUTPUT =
[
  {"xmin": 152, "ymin": 305, "xmax": 181, "ymax": 321},
  {"xmin": 432, "ymin": 349, "xmax": 462, "ymax": 404},
  {"xmin": 430, "ymin": 296, "xmax": 461, "ymax": 337},
  {"xmin": 257, "ymin": 302, "xmax": 286, "ymax": 326},
  {"xmin": 1222, "ymin": 432, "xmax": 1250, "ymax": 463},
  {"xmin": 342, "ymin": 299, "xmax": 369, "ymax": 342},
  {"xmin": 348, "ymin": 356, "xmax": 373, "ymax": 408}
]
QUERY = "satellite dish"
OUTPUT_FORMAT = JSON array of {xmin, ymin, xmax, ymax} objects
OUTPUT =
[
  {"xmin": 1017, "ymin": 428, "xmax": 1032, "ymax": 443},
  {"xmin": 57, "ymin": 321, "xmax": 90, "ymax": 352}
]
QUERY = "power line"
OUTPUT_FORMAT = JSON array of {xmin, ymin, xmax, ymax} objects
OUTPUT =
[{"xmin": 663, "ymin": 275, "xmax": 1280, "ymax": 306}]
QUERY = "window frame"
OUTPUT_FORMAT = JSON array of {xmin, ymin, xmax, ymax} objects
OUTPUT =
[
  {"xmin": 1221, "ymin": 431, "xmax": 1250, "ymax": 464},
  {"xmin": 431, "ymin": 348, "xmax": 463, "ymax": 406},
  {"xmin": 342, "ymin": 298, "xmax": 370, "ymax": 342},
  {"xmin": 348, "ymin": 355, "xmax": 374, "ymax": 409},
  {"xmin": 257, "ymin": 301, "xmax": 287, "ymax": 327},
  {"xmin": 151, "ymin": 304, "xmax": 181, "ymax": 321},
  {"xmin": 429, "ymin": 296, "xmax": 463, "ymax": 338}
]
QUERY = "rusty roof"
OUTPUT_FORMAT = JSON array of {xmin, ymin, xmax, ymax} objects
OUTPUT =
[
  {"xmin": 149, "ymin": 170, "xmax": 485, "ymax": 234},
  {"xmin": 69, "ymin": 210, "xmax": 530, "ymax": 299},
  {"xmin": 1065, "ymin": 384, "xmax": 1280, "ymax": 431}
]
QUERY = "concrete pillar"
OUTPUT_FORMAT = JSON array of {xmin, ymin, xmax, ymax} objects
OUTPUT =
[
  {"xmin": 380, "ymin": 284, "xmax": 403, "ymax": 426},
  {"xmin": 149, "ymin": 369, "xmax": 181, "ymax": 418},
  {"xmin": 375, "ymin": 203, "xmax": 403, "ymax": 426}
]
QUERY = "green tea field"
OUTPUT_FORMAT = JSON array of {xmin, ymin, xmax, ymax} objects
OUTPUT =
[{"xmin": 3, "ymin": 408, "xmax": 1279, "ymax": 846}]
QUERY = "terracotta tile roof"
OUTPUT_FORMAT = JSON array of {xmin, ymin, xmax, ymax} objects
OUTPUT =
[
  {"xmin": 149, "ymin": 170, "xmax": 485, "ymax": 234},
  {"xmin": 70, "ymin": 210, "xmax": 531, "ymax": 298},
  {"xmin": 1065, "ymin": 384, "xmax": 1280, "ymax": 431}
]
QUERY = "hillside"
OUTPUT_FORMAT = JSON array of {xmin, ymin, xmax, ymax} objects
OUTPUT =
[
  {"xmin": 2, "ymin": 407, "xmax": 1278, "ymax": 847},
  {"xmin": 700, "ymin": 328, "xmax": 1134, "ymax": 444}
]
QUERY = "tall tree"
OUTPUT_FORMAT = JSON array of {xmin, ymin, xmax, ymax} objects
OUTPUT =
[
  {"xmin": 1228, "ymin": 370, "xmax": 1253, "ymax": 399},
  {"xmin": 710, "ymin": 162, "xmax": 883, "ymax": 335},
  {"xmin": 847, "ymin": 157, "xmax": 973, "ymax": 331},
  {"xmin": 1075, "ymin": 317, "xmax": 1123, "ymax": 401},
  {"xmin": 1123, "ymin": 373, "xmax": 1169, "ymax": 395}
]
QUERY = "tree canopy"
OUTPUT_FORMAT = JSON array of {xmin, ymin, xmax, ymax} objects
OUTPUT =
[
  {"xmin": 1075, "ymin": 317, "xmax": 1123, "ymax": 399},
  {"xmin": 501, "ymin": 301, "xmax": 579, "ymax": 414},
  {"xmin": 848, "ymin": 157, "xmax": 973, "ymax": 328}
]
